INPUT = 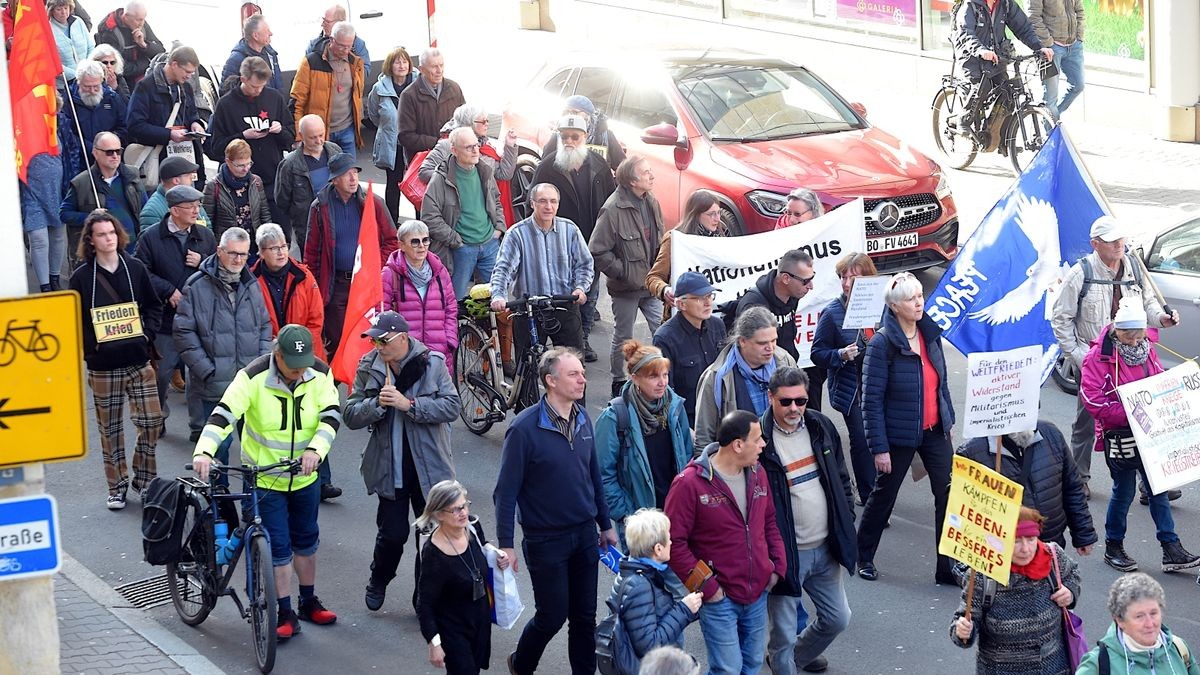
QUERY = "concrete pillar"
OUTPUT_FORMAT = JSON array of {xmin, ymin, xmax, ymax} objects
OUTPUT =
[{"xmin": 1152, "ymin": 0, "xmax": 1200, "ymax": 141}]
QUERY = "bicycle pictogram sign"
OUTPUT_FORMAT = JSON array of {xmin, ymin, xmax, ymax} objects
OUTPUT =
[{"xmin": 0, "ymin": 318, "xmax": 61, "ymax": 366}]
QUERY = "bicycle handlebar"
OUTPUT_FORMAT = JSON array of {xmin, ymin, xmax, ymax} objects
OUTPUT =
[
  {"xmin": 504, "ymin": 294, "xmax": 578, "ymax": 312},
  {"xmin": 184, "ymin": 459, "xmax": 303, "ymax": 476}
]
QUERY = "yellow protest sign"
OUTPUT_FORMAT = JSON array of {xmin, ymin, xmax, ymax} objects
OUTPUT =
[{"xmin": 938, "ymin": 455, "xmax": 1024, "ymax": 585}]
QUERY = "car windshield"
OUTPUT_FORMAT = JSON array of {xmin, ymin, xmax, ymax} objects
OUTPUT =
[{"xmin": 673, "ymin": 62, "xmax": 864, "ymax": 141}]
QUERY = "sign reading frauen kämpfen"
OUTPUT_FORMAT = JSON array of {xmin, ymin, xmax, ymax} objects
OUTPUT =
[
  {"xmin": 940, "ymin": 456, "xmax": 1024, "ymax": 585},
  {"xmin": 1116, "ymin": 360, "xmax": 1200, "ymax": 494},
  {"xmin": 670, "ymin": 199, "xmax": 866, "ymax": 367}
]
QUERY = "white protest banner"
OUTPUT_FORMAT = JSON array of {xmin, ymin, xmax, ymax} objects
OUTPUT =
[
  {"xmin": 841, "ymin": 275, "xmax": 892, "ymax": 330},
  {"xmin": 963, "ymin": 346, "xmax": 1041, "ymax": 438},
  {"xmin": 670, "ymin": 199, "xmax": 867, "ymax": 366},
  {"xmin": 1116, "ymin": 360, "xmax": 1200, "ymax": 494}
]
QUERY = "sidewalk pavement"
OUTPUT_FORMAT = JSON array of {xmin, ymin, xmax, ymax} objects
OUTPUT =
[{"xmin": 56, "ymin": 554, "xmax": 221, "ymax": 675}]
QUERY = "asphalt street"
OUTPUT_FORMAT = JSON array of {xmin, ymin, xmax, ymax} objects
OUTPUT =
[{"xmin": 42, "ymin": 1, "xmax": 1200, "ymax": 673}]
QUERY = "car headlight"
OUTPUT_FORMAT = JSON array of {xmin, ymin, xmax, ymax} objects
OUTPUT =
[
  {"xmin": 746, "ymin": 190, "xmax": 788, "ymax": 217},
  {"xmin": 933, "ymin": 170, "xmax": 952, "ymax": 200}
]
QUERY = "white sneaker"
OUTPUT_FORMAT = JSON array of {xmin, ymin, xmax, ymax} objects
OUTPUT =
[{"xmin": 106, "ymin": 494, "xmax": 126, "ymax": 510}]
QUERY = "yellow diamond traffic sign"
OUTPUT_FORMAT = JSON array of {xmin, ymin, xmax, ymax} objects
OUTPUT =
[{"xmin": 0, "ymin": 292, "xmax": 86, "ymax": 467}]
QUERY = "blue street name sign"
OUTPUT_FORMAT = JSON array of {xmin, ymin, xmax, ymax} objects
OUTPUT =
[
  {"xmin": 0, "ymin": 495, "xmax": 60, "ymax": 581},
  {"xmin": 0, "ymin": 468, "xmax": 23, "ymax": 486}
]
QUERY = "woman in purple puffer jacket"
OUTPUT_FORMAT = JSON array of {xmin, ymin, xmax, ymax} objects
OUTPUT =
[{"xmin": 382, "ymin": 220, "xmax": 458, "ymax": 372}]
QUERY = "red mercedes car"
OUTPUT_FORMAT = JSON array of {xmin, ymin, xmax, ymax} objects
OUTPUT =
[{"xmin": 502, "ymin": 51, "xmax": 959, "ymax": 272}]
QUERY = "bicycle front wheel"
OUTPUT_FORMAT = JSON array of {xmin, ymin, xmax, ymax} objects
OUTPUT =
[
  {"xmin": 1007, "ymin": 106, "xmax": 1055, "ymax": 175},
  {"xmin": 931, "ymin": 86, "xmax": 977, "ymax": 170},
  {"xmin": 249, "ymin": 533, "xmax": 277, "ymax": 673},
  {"xmin": 456, "ymin": 321, "xmax": 499, "ymax": 435},
  {"xmin": 168, "ymin": 492, "xmax": 217, "ymax": 626}
]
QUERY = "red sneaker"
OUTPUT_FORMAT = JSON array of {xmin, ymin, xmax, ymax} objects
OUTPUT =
[
  {"xmin": 276, "ymin": 608, "xmax": 301, "ymax": 640},
  {"xmin": 298, "ymin": 597, "xmax": 337, "ymax": 625}
]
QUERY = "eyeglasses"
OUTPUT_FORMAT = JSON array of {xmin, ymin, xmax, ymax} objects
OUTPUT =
[
  {"xmin": 473, "ymin": 118, "xmax": 489, "ymax": 125},
  {"xmin": 533, "ymin": 198, "xmax": 559, "ymax": 205},
  {"xmin": 781, "ymin": 270, "xmax": 815, "ymax": 286},
  {"xmin": 99, "ymin": 59, "xmax": 117, "ymax": 66},
  {"xmin": 98, "ymin": 147, "xmax": 122, "ymax": 156},
  {"xmin": 701, "ymin": 209, "xmax": 721, "ymax": 218},
  {"xmin": 776, "ymin": 396, "xmax": 809, "ymax": 408},
  {"xmin": 369, "ymin": 332, "xmax": 404, "ymax": 347},
  {"xmin": 221, "ymin": 250, "xmax": 250, "ymax": 260},
  {"xmin": 263, "ymin": 244, "xmax": 289, "ymax": 254},
  {"xmin": 786, "ymin": 209, "xmax": 812, "ymax": 219},
  {"xmin": 440, "ymin": 501, "xmax": 472, "ymax": 515},
  {"xmin": 230, "ymin": 161, "xmax": 253, "ymax": 170},
  {"xmin": 683, "ymin": 292, "xmax": 717, "ymax": 302},
  {"xmin": 406, "ymin": 236, "xmax": 431, "ymax": 247}
]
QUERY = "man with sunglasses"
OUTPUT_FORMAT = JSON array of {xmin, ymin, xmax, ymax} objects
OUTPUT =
[
  {"xmin": 61, "ymin": 130, "xmax": 147, "ymax": 261},
  {"xmin": 344, "ymin": 311, "xmax": 458, "ymax": 612},
  {"xmin": 652, "ymin": 271, "xmax": 726, "ymax": 427},
  {"xmin": 759, "ymin": 367, "xmax": 856, "ymax": 675}
]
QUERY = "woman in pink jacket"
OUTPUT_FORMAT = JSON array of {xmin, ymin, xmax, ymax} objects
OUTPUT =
[
  {"xmin": 1079, "ymin": 298, "xmax": 1199, "ymax": 576},
  {"xmin": 382, "ymin": 220, "xmax": 458, "ymax": 372}
]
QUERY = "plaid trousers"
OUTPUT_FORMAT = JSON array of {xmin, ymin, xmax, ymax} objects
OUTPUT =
[{"xmin": 87, "ymin": 362, "xmax": 163, "ymax": 495}]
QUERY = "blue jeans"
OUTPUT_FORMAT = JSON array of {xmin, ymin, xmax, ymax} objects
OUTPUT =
[
  {"xmin": 258, "ymin": 479, "xmax": 322, "ymax": 566},
  {"xmin": 1043, "ymin": 41, "xmax": 1085, "ymax": 121},
  {"xmin": 581, "ymin": 277, "xmax": 600, "ymax": 337},
  {"xmin": 451, "ymin": 236, "xmax": 500, "ymax": 299},
  {"xmin": 1106, "ymin": 462, "xmax": 1178, "ymax": 543},
  {"xmin": 197, "ymin": 398, "xmax": 234, "ymax": 489},
  {"xmin": 697, "ymin": 591, "xmax": 769, "ymax": 675},
  {"xmin": 152, "ymin": 331, "xmax": 182, "ymax": 418},
  {"xmin": 328, "ymin": 127, "xmax": 357, "ymax": 162},
  {"xmin": 767, "ymin": 544, "xmax": 851, "ymax": 675}
]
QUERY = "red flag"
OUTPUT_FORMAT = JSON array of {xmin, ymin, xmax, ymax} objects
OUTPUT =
[
  {"xmin": 332, "ymin": 185, "xmax": 384, "ymax": 384},
  {"xmin": 8, "ymin": 0, "xmax": 63, "ymax": 182}
]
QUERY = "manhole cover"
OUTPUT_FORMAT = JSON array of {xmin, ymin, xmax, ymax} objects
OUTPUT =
[{"xmin": 114, "ymin": 574, "xmax": 174, "ymax": 610}]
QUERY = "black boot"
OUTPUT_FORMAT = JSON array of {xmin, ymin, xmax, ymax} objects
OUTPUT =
[
  {"xmin": 1104, "ymin": 539, "xmax": 1138, "ymax": 573},
  {"xmin": 49, "ymin": 274, "xmax": 60, "ymax": 291},
  {"xmin": 1161, "ymin": 540, "xmax": 1200, "ymax": 573},
  {"xmin": 39, "ymin": 283, "xmax": 52, "ymax": 293}
]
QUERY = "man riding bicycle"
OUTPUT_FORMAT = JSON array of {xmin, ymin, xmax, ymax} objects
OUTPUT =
[
  {"xmin": 192, "ymin": 324, "xmax": 343, "ymax": 641},
  {"xmin": 954, "ymin": 0, "xmax": 1054, "ymax": 137}
]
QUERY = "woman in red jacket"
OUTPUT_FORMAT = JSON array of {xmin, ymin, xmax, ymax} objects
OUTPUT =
[
  {"xmin": 382, "ymin": 220, "xmax": 458, "ymax": 371},
  {"xmin": 250, "ymin": 223, "xmax": 327, "ymax": 362}
]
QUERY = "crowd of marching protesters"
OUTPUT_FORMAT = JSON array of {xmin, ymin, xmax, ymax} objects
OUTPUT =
[{"xmin": 11, "ymin": 1, "xmax": 1200, "ymax": 673}]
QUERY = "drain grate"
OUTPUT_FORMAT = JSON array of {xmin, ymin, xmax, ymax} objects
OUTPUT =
[{"xmin": 114, "ymin": 573, "xmax": 174, "ymax": 610}]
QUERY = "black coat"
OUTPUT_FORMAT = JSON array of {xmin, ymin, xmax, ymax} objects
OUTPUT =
[
  {"xmin": 530, "ymin": 149, "xmax": 615, "ymax": 241},
  {"xmin": 759, "ymin": 408, "xmax": 858, "ymax": 595},
  {"xmin": 957, "ymin": 422, "xmax": 1097, "ymax": 550},
  {"xmin": 611, "ymin": 558, "xmax": 695, "ymax": 658},
  {"xmin": 652, "ymin": 313, "xmax": 726, "ymax": 427},
  {"xmin": 132, "ymin": 215, "xmax": 217, "ymax": 327},
  {"xmin": 954, "ymin": 0, "xmax": 1045, "ymax": 78},
  {"xmin": 737, "ymin": 270, "xmax": 799, "ymax": 361},
  {"xmin": 205, "ymin": 85, "xmax": 294, "ymax": 189}
]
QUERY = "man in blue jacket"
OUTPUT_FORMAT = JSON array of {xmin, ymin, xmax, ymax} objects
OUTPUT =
[
  {"xmin": 760, "ymin": 368, "xmax": 856, "ymax": 675},
  {"xmin": 494, "ymin": 347, "xmax": 618, "ymax": 675},
  {"xmin": 220, "ymin": 14, "xmax": 283, "ymax": 93},
  {"xmin": 652, "ymin": 271, "xmax": 725, "ymax": 427}
]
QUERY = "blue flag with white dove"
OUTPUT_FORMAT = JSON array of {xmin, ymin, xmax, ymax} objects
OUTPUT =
[{"xmin": 925, "ymin": 127, "xmax": 1111, "ymax": 377}]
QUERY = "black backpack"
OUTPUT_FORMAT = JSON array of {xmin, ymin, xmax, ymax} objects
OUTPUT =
[
  {"xmin": 141, "ymin": 477, "xmax": 187, "ymax": 565},
  {"xmin": 595, "ymin": 573, "xmax": 641, "ymax": 675},
  {"xmin": 716, "ymin": 298, "xmax": 739, "ymax": 334},
  {"xmin": 1074, "ymin": 253, "xmax": 1145, "ymax": 318}
]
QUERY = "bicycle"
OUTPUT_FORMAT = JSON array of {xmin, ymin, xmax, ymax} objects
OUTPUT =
[
  {"xmin": 455, "ymin": 293, "xmax": 577, "ymax": 435},
  {"xmin": 0, "ymin": 556, "xmax": 21, "ymax": 573},
  {"xmin": 0, "ymin": 319, "xmax": 60, "ymax": 366},
  {"xmin": 169, "ymin": 459, "xmax": 302, "ymax": 674},
  {"xmin": 931, "ymin": 52, "xmax": 1056, "ymax": 175}
]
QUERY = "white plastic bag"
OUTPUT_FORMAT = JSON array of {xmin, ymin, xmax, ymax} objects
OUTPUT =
[{"xmin": 484, "ymin": 545, "xmax": 524, "ymax": 630}]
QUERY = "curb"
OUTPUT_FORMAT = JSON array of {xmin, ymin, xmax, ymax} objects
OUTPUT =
[{"xmin": 60, "ymin": 553, "xmax": 223, "ymax": 675}]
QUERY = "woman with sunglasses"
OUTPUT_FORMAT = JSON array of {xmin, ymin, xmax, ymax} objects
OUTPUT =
[
  {"xmin": 414, "ymin": 480, "xmax": 508, "ymax": 674},
  {"xmin": 595, "ymin": 340, "xmax": 693, "ymax": 548},
  {"xmin": 88, "ymin": 44, "xmax": 129, "ymax": 101},
  {"xmin": 856, "ymin": 271, "xmax": 957, "ymax": 585},
  {"xmin": 382, "ymin": 220, "xmax": 458, "ymax": 372}
]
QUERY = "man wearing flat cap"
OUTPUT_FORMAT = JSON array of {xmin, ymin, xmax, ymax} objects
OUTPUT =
[
  {"xmin": 343, "ymin": 310, "xmax": 459, "ymax": 612},
  {"xmin": 304, "ymin": 152, "xmax": 399, "ymax": 360},
  {"xmin": 134, "ymin": 184, "xmax": 217, "ymax": 428},
  {"xmin": 1052, "ymin": 214, "xmax": 1181, "ymax": 499},
  {"xmin": 139, "ymin": 155, "xmax": 211, "ymax": 233},
  {"xmin": 193, "ymin": 323, "xmax": 344, "ymax": 640}
]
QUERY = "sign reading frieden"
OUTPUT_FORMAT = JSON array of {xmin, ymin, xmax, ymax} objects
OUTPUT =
[
  {"xmin": 1115, "ymin": 360, "xmax": 1200, "ymax": 494},
  {"xmin": 939, "ymin": 456, "xmax": 1024, "ymax": 585},
  {"xmin": 670, "ymin": 199, "xmax": 866, "ymax": 366},
  {"xmin": 963, "ymin": 346, "xmax": 1041, "ymax": 438}
]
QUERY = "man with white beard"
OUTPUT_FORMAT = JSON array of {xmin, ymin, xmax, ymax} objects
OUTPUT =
[
  {"xmin": 530, "ymin": 115, "xmax": 615, "ymax": 362},
  {"xmin": 62, "ymin": 59, "xmax": 128, "ymax": 178}
]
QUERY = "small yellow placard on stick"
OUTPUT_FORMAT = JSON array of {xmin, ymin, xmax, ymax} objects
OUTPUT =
[{"xmin": 939, "ymin": 455, "xmax": 1024, "ymax": 585}]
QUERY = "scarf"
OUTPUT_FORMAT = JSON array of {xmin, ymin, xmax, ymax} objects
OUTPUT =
[
  {"xmin": 1010, "ymin": 540, "xmax": 1053, "ymax": 581},
  {"xmin": 713, "ymin": 344, "xmax": 776, "ymax": 414},
  {"xmin": 219, "ymin": 163, "xmax": 252, "ymax": 192},
  {"xmin": 406, "ymin": 257, "xmax": 433, "ymax": 292},
  {"xmin": 216, "ymin": 262, "xmax": 241, "ymax": 288},
  {"xmin": 1115, "ymin": 336, "xmax": 1151, "ymax": 366},
  {"xmin": 626, "ymin": 384, "xmax": 669, "ymax": 437}
]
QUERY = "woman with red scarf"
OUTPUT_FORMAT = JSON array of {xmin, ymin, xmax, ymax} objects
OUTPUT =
[{"xmin": 950, "ymin": 507, "xmax": 1081, "ymax": 674}]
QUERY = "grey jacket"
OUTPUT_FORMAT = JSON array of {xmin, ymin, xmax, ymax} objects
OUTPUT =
[
  {"xmin": 1028, "ymin": 0, "xmax": 1084, "ymax": 45},
  {"xmin": 365, "ymin": 73, "xmax": 401, "ymax": 171},
  {"xmin": 343, "ymin": 338, "xmax": 460, "ymax": 499},
  {"xmin": 174, "ymin": 255, "xmax": 273, "ymax": 400},
  {"xmin": 589, "ymin": 186, "xmax": 665, "ymax": 294},
  {"xmin": 273, "ymin": 141, "xmax": 342, "ymax": 235},
  {"xmin": 693, "ymin": 342, "xmax": 796, "ymax": 452},
  {"xmin": 420, "ymin": 154, "xmax": 506, "ymax": 272}
]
